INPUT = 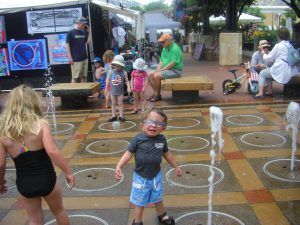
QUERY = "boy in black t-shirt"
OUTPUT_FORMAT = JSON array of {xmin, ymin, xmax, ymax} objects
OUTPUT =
[{"xmin": 115, "ymin": 108, "xmax": 182, "ymax": 225}]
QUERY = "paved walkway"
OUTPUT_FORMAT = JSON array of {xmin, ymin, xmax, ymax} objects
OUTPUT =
[{"xmin": 0, "ymin": 53, "xmax": 299, "ymax": 225}]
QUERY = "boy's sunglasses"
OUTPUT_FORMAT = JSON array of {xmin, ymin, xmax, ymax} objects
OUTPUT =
[{"xmin": 143, "ymin": 119, "xmax": 166, "ymax": 127}]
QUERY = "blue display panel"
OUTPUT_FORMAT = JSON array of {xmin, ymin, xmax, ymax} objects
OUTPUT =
[{"xmin": 7, "ymin": 39, "xmax": 48, "ymax": 71}]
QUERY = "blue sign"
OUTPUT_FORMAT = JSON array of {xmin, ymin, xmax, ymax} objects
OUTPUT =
[{"xmin": 7, "ymin": 39, "xmax": 48, "ymax": 71}]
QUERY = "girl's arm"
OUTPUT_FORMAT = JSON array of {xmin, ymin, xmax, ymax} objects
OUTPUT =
[
  {"xmin": 95, "ymin": 67, "xmax": 106, "ymax": 80},
  {"xmin": 105, "ymin": 71, "xmax": 111, "ymax": 94},
  {"xmin": 163, "ymin": 151, "xmax": 182, "ymax": 176},
  {"xmin": 142, "ymin": 73, "xmax": 148, "ymax": 92},
  {"xmin": 130, "ymin": 74, "xmax": 134, "ymax": 90},
  {"xmin": 115, "ymin": 151, "xmax": 133, "ymax": 180},
  {"xmin": 42, "ymin": 122, "xmax": 75, "ymax": 189},
  {"xmin": 124, "ymin": 72, "xmax": 131, "ymax": 93},
  {"xmin": 0, "ymin": 140, "xmax": 7, "ymax": 194}
]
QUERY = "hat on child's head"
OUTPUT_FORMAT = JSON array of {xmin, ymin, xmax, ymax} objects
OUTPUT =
[
  {"xmin": 93, "ymin": 57, "xmax": 102, "ymax": 63},
  {"xmin": 259, "ymin": 40, "xmax": 270, "ymax": 47},
  {"xmin": 133, "ymin": 58, "xmax": 147, "ymax": 71},
  {"xmin": 75, "ymin": 17, "xmax": 88, "ymax": 24},
  {"xmin": 111, "ymin": 55, "xmax": 125, "ymax": 67}
]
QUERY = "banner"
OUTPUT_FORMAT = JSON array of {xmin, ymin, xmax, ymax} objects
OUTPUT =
[{"xmin": 26, "ymin": 8, "xmax": 82, "ymax": 34}]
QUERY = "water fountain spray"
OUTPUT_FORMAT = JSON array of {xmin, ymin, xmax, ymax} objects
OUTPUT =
[
  {"xmin": 208, "ymin": 106, "xmax": 224, "ymax": 225},
  {"xmin": 43, "ymin": 65, "xmax": 57, "ymax": 132},
  {"xmin": 285, "ymin": 101, "xmax": 300, "ymax": 171}
]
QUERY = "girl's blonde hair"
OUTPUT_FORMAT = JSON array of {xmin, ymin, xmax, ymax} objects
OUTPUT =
[
  {"xmin": 102, "ymin": 50, "xmax": 115, "ymax": 63},
  {"xmin": 0, "ymin": 85, "xmax": 47, "ymax": 141}
]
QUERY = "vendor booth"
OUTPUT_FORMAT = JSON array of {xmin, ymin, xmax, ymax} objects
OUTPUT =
[
  {"xmin": 0, "ymin": 0, "xmax": 144, "ymax": 90},
  {"xmin": 144, "ymin": 12, "xmax": 180, "ymax": 43}
]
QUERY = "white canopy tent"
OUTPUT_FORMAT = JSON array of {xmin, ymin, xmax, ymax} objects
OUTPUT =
[
  {"xmin": 0, "ymin": 0, "xmax": 145, "ymax": 40},
  {"xmin": 145, "ymin": 12, "xmax": 180, "ymax": 43},
  {"xmin": 210, "ymin": 13, "xmax": 262, "ymax": 24}
]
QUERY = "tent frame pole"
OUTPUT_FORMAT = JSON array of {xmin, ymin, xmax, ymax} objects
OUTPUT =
[{"xmin": 87, "ymin": 0, "xmax": 95, "ymax": 82}]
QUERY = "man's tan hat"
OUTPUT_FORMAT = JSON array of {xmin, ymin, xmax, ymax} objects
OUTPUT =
[
  {"xmin": 259, "ymin": 40, "xmax": 270, "ymax": 47},
  {"xmin": 158, "ymin": 34, "xmax": 172, "ymax": 42}
]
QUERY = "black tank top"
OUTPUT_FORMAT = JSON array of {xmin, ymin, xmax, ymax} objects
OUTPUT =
[{"xmin": 13, "ymin": 149, "xmax": 55, "ymax": 176}]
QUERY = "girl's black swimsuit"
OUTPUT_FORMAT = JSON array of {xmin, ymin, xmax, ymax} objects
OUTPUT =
[{"xmin": 12, "ymin": 149, "xmax": 56, "ymax": 198}]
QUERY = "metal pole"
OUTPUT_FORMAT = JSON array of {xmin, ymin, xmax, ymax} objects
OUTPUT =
[{"xmin": 87, "ymin": 0, "xmax": 95, "ymax": 82}]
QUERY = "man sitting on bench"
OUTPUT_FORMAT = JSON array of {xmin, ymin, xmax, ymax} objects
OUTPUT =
[{"xmin": 147, "ymin": 34, "xmax": 183, "ymax": 102}]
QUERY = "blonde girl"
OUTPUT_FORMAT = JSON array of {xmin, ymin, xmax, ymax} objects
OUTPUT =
[
  {"xmin": 0, "ymin": 85, "xmax": 74, "ymax": 225},
  {"xmin": 102, "ymin": 50, "xmax": 115, "ymax": 108}
]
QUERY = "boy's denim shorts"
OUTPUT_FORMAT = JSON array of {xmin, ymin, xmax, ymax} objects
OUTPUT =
[{"xmin": 130, "ymin": 171, "xmax": 163, "ymax": 207}]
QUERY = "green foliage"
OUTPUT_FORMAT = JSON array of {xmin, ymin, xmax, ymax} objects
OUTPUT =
[
  {"xmin": 243, "ymin": 6, "xmax": 266, "ymax": 20},
  {"xmin": 281, "ymin": 0, "xmax": 300, "ymax": 18},
  {"xmin": 244, "ymin": 27, "xmax": 278, "ymax": 44},
  {"xmin": 284, "ymin": 8, "xmax": 297, "ymax": 21},
  {"xmin": 143, "ymin": 1, "xmax": 168, "ymax": 12},
  {"xmin": 129, "ymin": 5, "xmax": 143, "ymax": 11}
]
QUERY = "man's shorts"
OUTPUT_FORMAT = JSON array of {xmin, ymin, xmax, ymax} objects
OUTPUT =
[
  {"xmin": 161, "ymin": 69, "xmax": 182, "ymax": 79},
  {"xmin": 130, "ymin": 171, "xmax": 163, "ymax": 207},
  {"xmin": 71, "ymin": 59, "xmax": 88, "ymax": 79}
]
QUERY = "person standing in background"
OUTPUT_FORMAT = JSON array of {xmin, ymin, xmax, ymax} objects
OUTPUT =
[
  {"xmin": 102, "ymin": 50, "xmax": 115, "ymax": 108},
  {"xmin": 173, "ymin": 29, "xmax": 183, "ymax": 50},
  {"xmin": 187, "ymin": 29, "xmax": 198, "ymax": 56},
  {"xmin": 66, "ymin": 17, "xmax": 91, "ymax": 83},
  {"xmin": 130, "ymin": 58, "xmax": 148, "ymax": 114}
]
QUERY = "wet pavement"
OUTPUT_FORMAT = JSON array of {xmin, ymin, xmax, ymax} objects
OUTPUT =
[{"xmin": 0, "ymin": 53, "xmax": 300, "ymax": 225}]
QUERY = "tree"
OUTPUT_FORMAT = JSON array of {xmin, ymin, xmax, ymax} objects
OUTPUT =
[
  {"xmin": 143, "ymin": 1, "xmax": 168, "ymax": 12},
  {"xmin": 183, "ymin": 0, "xmax": 257, "ymax": 33},
  {"xmin": 129, "ymin": 5, "xmax": 143, "ymax": 11},
  {"xmin": 129, "ymin": 1, "xmax": 169, "ymax": 12},
  {"xmin": 281, "ymin": 0, "xmax": 300, "ymax": 18},
  {"xmin": 243, "ymin": 6, "xmax": 266, "ymax": 20}
]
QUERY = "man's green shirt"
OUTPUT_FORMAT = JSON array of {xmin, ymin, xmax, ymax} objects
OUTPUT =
[{"xmin": 160, "ymin": 42, "xmax": 183, "ymax": 70}]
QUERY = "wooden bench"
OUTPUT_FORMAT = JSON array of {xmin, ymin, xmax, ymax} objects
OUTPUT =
[
  {"xmin": 50, "ymin": 83, "xmax": 99, "ymax": 108},
  {"xmin": 283, "ymin": 75, "xmax": 300, "ymax": 97},
  {"xmin": 161, "ymin": 76, "xmax": 214, "ymax": 103}
]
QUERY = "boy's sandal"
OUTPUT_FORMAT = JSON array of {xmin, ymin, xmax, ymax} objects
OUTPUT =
[
  {"xmin": 158, "ymin": 212, "xmax": 175, "ymax": 225},
  {"xmin": 131, "ymin": 110, "xmax": 138, "ymax": 114},
  {"xmin": 132, "ymin": 220, "xmax": 143, "ymax": 225}
]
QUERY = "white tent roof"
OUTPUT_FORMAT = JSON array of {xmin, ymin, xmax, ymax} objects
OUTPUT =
[
  {"xmin": 145, "ymin": 12, "xmax": 180, "ymax": 30},
  {"xmin": 0, "ymin": 0, "xmax": 140, "ymax": 18},
  {"xmin": 210, "ymin": 13, "xmax": 262, "ymax": 24},
  {"xmin": 0, "ymin": 0, "xmax": 145, "ymax": 39}
]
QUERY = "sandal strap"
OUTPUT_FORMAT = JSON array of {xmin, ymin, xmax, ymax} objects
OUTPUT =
[
  {"xmin": 158, "ymin": 212, "xmax": 175, "ymax": 225},
  {"xmin": 132, "ymin": 220, "xmax": 143, "ymax": 225}
]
